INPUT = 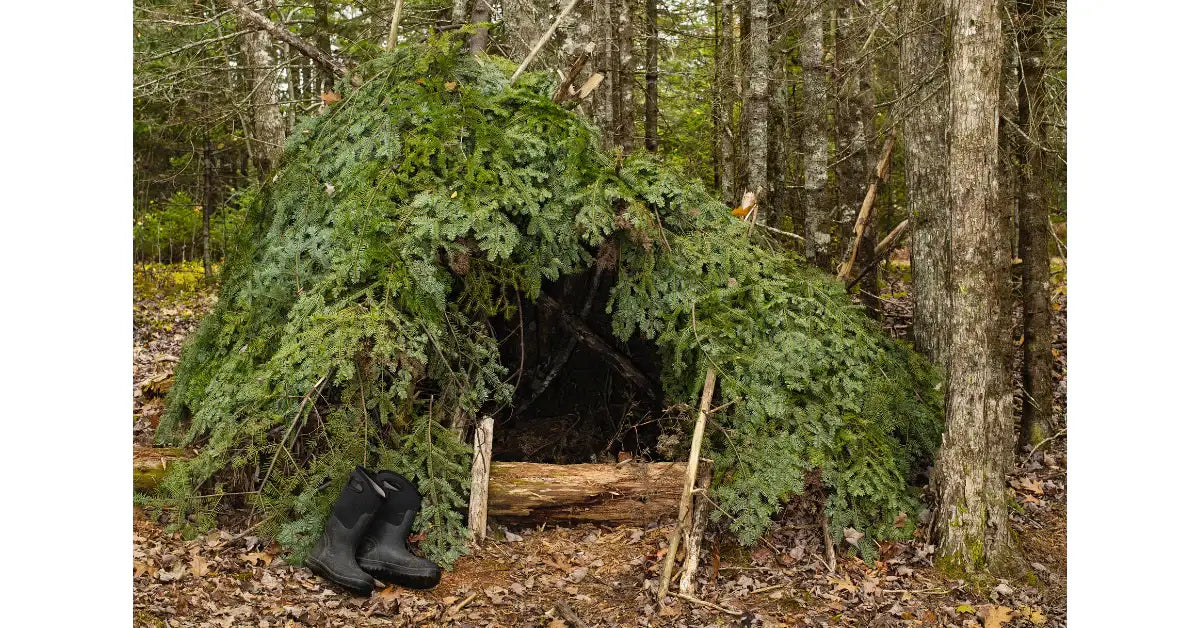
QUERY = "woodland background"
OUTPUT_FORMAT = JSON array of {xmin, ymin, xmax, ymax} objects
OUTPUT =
[{"xmin": 7, "ymin": 1, "xmax": 1200, "ymax": 626}]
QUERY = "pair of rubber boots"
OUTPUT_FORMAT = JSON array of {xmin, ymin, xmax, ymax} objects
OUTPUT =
[{"xmin": 305, "ymin": 466, "xmax": 441, "ymax": 595}]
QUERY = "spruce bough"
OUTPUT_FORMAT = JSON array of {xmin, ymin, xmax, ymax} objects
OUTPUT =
[{"xmin": 155, "ymin": 37, "xmax": 943, "ymax": 566}]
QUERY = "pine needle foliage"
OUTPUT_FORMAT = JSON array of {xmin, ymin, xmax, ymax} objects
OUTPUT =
[{"xmin": 156, "ymin": 37, "xmax": 942, "ymax": 566}]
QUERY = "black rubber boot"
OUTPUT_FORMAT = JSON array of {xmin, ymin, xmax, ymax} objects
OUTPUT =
[
  {"xmin": 356, "ymin": 470, "xmax": 442, "ymax": 589},
  {"xmin": 305, "ymin": 466, "xmax": 386, "ymax": 596}
]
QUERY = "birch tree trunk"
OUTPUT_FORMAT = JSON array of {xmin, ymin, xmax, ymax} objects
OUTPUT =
[
  {"xmin": 900, "ymin": 0, "xmax": 950, "ymax": 364},
  {"xmin": 744, "ymin": 0, "xmax": 770, "ymax": 206},
  {"xmin": 237, "ymin": 1, "xmax": 286, "ymax": 175},
  {"xmin": 645, "ymin": 0, "xmax": 659, "ymax": 152},
  {"xmin": 1015, "ymin": 0, "xmax": 1054, "ymax": 448},
  {"xmin": 800, "ymin": 3, "xmax": 830, "ymax": 266},
  {"xmin": 935, "ymin": 0, "xmax": 1025, "ymax": 577},
  {"xmin": 716, "ymin": 0, "xmax": 737, "ymax": 204}
]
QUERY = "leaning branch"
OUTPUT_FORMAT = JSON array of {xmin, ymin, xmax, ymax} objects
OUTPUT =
[
  {"xmin": 847, "ymin": 218, "xmax": 910, "ymax": 289},
  {"xmin": 510, "ymin": 0, "xmax": 582, "ymax": 81},
  {"xmin": 837, "ymin": 132, "xmax": 897, "ymax": 281},
  {"xmin": 540, "ymin": 295, "xmax": 658, "ymax": 399},
  {"xmin": 225, "ymin": 0, "xmax": 347, "ymax": 78}
]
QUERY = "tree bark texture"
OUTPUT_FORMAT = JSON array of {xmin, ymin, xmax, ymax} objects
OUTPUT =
[
  {"xmin": 591, "ymin": 0, "xmax": 613, "ymax": 145},
  {"xmin": 800, "ymin": 3, "xmax": 830, "ymax": 266},
  {"xmin": 488, "ymin": 461, "xmax": 707, "ymax": 525},
  {"xmin": 833, "ymin": 1, "xmax": 872, "ymax": 274},
  {"xmin": 716, "ymin": 0, "xmax": 737, "ymax": 204},
  {"xmin": 900, "ymin": 0, "xmax": 950, "ymax": 365},
  {"xmin": 615, "ymin": 0, "xmax": 635, "ymax": 153},
  {"xmin": 644, "ymin": 0, "xmax": 659, "ymax": 152},
  {"xmin": 934, "ymin": 0, "xmax": 1024, "ymax": 577},
  {"xmin": 744, "ymin": 0, "xmax": 770, "ymax": 206},
  {"xmin": 1015, "ymin": 0, "xmax": 1054, "ymax": 448},
  {"xmin": 766, "ymin": 2, "xmax": 791, "ymax": 229},
  {"xmin": 235, "ymin": 1, "xmax": 288, "ymax": 174},
  {"xmin": 312, "ymin": 0, "xmax": 336, "ymax": 93},
  {"xmin": 202, "ymin": 140, "xmax": 215, "ymax": 278},
  {"xmin": 469, "ymin": 0, "xmax": 492, "ymax": 53}
]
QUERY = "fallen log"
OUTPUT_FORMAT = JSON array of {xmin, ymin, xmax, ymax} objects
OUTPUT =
[
  {"xmin": 488, "ymin": 461, "xmax": 707, "ymax": 525},
  {"xmin": 134, "ymin": 446, "xmax": 194, "ymax": 493},
  {"xmin": 135, "ymin": 448, "xmax": 702, "ymax": 526}
]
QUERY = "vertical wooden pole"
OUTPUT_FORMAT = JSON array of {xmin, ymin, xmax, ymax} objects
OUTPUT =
[
  {"xmin": 678, "ymin": 459, "xmax": 713, "ymax": 595},
  {"xmin": 467, "ymin": 416, "xmax": 494, "ymax": 542},
  {"xmin": 657, "ymin": 368, "xmax": 717, "ymax": 602}
]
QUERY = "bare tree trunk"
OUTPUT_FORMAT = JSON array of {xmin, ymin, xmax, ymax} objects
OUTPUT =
[
  {"xmin": 453, "ymin": 0, "xmax": 470, "ymax": 24},
  {"xmin": 744, "ymin": 0, "xmax": 769, "ymax": 206},
  {"xmin": 1015, "ymin": 0, "xmax": 1054, "ymax": 448},
  {"xmin": 202, "ymin": 140, "xmax": 215, "ymax": 278},
  {"xmin": 853, "ymin": 33, "xmax": 880, "ymax": 317},
  {"xmin": 592, "ymin": 0, "xmax": 613, "ymax": 146},
  {"xmin": 645, "ymin": 0, "xmax": 659, "ymax": 152},
  {"xmin": 313, "ymin": 0, "xmax": 335, "ymax": 93},
  {"xmin": 469, "ymin": 0, "xmax": 491, "ymax": 53},
  {"xmin": 935, "ymin": 0, "xmax": 1024, "ymax": 577},
  {"xmin": 716, "ymin": 0, "xmax": 737, "ymax": 204},
  {"xmin": 766, "ymin": 1, "xmax": 790, "ymax": 229},
  {"xmin": 237, "ymin": 1, "xmax": 287, "ymax": 175},
  {"xmin": 800, "ymin": 2, "xmax": 830, "ymax": 266},
  {"xmin": 615, "ymin": 0, "xmax": 635, "ymax": 153},
  {"xmin": 900, "ymin": 0, "xmax": 950, "ymax": 364},
  {"xmin": 833, "ymin": 1, "xmax": 871, "ymax": 272}
]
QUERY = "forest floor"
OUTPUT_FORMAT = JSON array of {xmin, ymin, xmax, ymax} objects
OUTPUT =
[{"xmin": 133, "ymin": 257, "xmax": 1067, "ymax": 628}]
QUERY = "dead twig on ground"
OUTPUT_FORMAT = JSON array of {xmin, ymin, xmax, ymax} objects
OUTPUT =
[
  {"xmin": 676, "ymin": 592, "xmax": 742, "ymax": 616},
  {"xmin": 554, "ymin": 599, "xmax": 588, "ymax": 627}
]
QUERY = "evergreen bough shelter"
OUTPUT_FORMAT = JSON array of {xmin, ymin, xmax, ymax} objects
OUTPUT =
[{"xmin": 155, "ymin": 39, "xmax": 943, "ymax": 567}]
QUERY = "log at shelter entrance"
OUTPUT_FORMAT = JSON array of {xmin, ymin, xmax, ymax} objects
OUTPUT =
[{"xmin": 149, "ymin": 39, "xmax": 944, "ymax": 569}]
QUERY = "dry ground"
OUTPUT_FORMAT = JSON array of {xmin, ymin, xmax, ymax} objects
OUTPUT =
[{"xmin": 133, "ymin": 259, "xmax": 1067, "ymax": 627}]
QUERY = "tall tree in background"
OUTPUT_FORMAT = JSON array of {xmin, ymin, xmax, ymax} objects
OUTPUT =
[
  {"xmin": 800, "ymin": 1, "xmax": 830, "ymax": 266},
  {"xmin": 901, "ymin": 0, "xmax": 950, "ymax": 363},
  {"xmin": 645, "ymin": 0, "xmax": 659, "ymax": 152},
  {"xmin": 614, "ymin": 0, "xmax": 635, "ymax": 152},
  {"xmin": 744, "ymin": 0, "xmax": 770, "ymax": 205},
  {"xmin": 832, "ymin": 1, "xmax": 871, "ymax": 271},
  {"xmin": 592, "ymin": 0, "xmax": 613, "ymax": 146},
  {"xmin": 715, "ymin": 0, "xmax": 737, "ymax": 204},
  {"xmin": 935, "ymin": 0, "xmax": 1024, "ymax": 575},
  {"xmin": 1015, "ymin": 0, "xmax": 1054, "ymax": 448},
  {"xmin": 238, "ymin": 0, "xmax": 286, "ymax": 175}
]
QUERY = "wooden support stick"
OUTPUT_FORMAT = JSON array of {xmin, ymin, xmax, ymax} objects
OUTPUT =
[
  {"xmin": 837, "ymin": 132, "xmax": 897, "ymax": 281},
  {"xmin": 467, "ymin": 416, "xmax": 494, "ymax": 543},
  {"xmin": 510, "ymin": 0, "xmax": 582, "ymax": 82},
  {"xmin": 679, "ymin": 460, "xmax": 713, "ymax": 595},
  {"xmin": 657, "ymin": 368, "xmax": 718, "ymax": 603}
]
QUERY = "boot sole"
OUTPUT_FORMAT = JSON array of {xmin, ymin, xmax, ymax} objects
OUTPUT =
[
  {"xmin": 305, "ymin": 556, "xmax": 375, "ymax": 596},
  {"xmin": 358, "ymin": 558, "xmax": 441, "ymax": 589}
]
